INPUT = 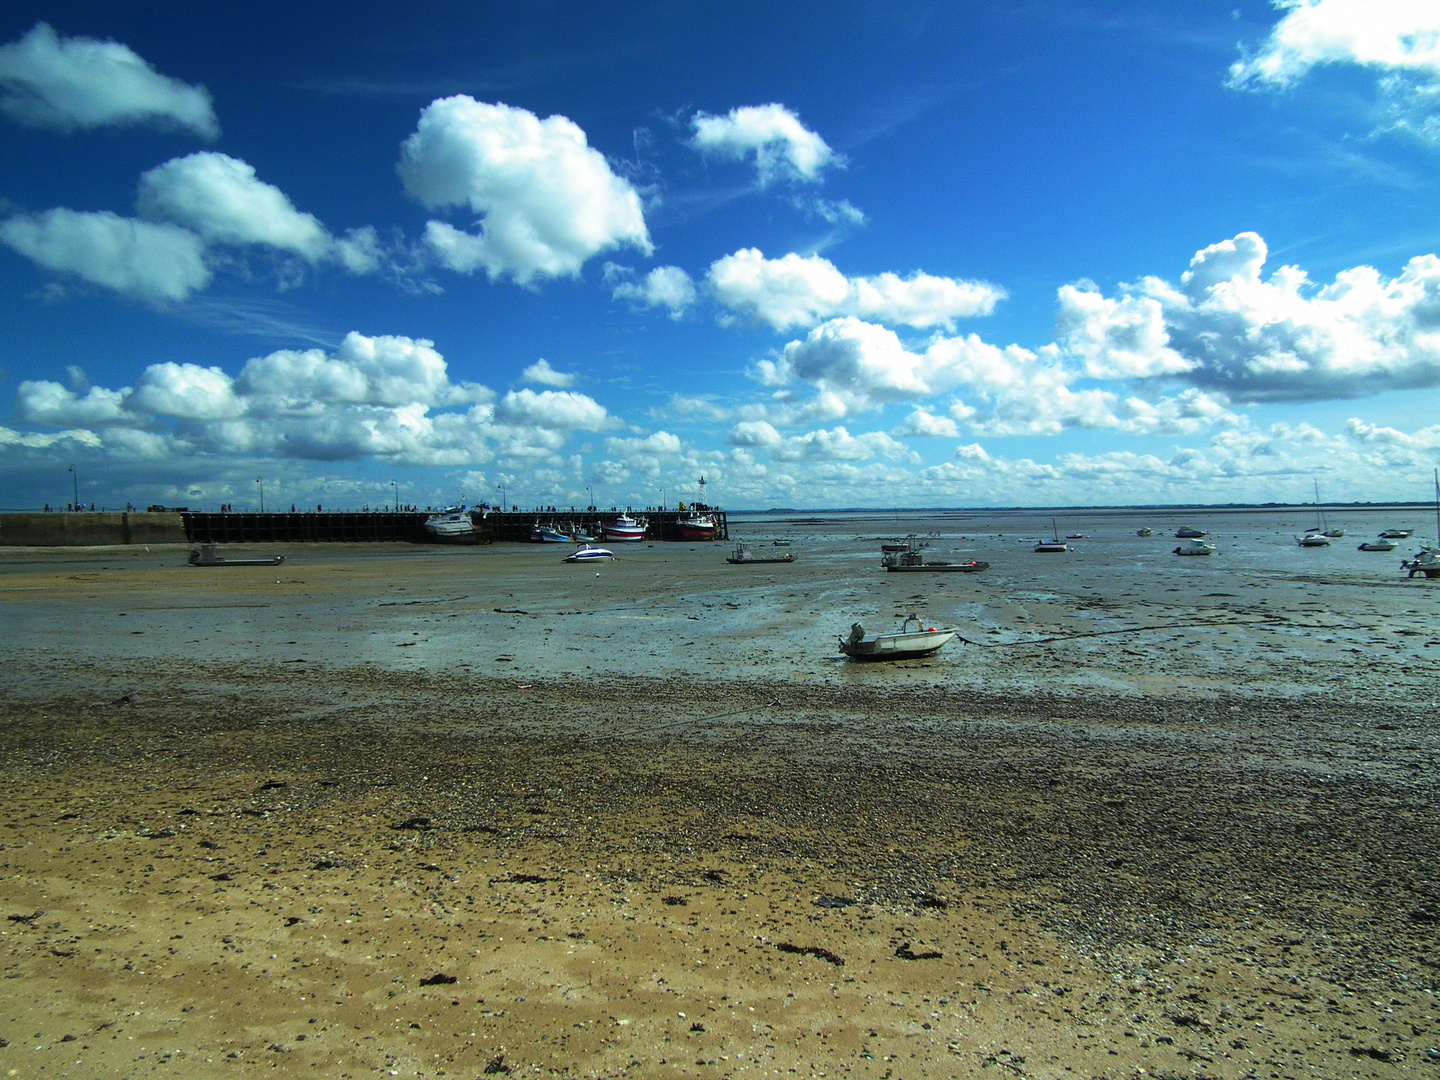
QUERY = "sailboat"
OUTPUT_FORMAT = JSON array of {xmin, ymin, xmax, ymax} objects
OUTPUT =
[
  {"xmin": 1401, "ymin": 469, "xmax": 1440, "ymax": 579},
  {"xmin": 1034, "ymin": 518, "xmax": 1068, "ymax": 553},
  {"xmin": 1296, "ymin": 480, "xmax": 1331, "ymax": 547}
]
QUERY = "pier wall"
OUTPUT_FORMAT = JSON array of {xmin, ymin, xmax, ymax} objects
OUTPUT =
[
  {"xmin": 1, "ymin": 509, "xmax": 729, "ymax": 546},
  {"xmin": 0, "ymin": 512, "xmax": 187, "ymax": 547}
]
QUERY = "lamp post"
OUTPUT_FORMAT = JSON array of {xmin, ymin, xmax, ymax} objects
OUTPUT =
[
  {"xmin": 586, "ymin": 485, "xmax": 594, "ymax": 510},
  {"xmin": 497, "ymin": 482, "xmax": 508, "ymax": 512},
  {"xmin": 68, "ymin": 463, "xmax": 78, "ymax": 511},
  {"xmin": 661, "ymin": 486, "xmax": 666, "ymax": 510},
  {"xmin": 391, "ymin": 480, "xmax": 398, "ymax": 513},
  {"xmin": 256, "ymin": 476, "xmax": 264, "ymax": 513}
]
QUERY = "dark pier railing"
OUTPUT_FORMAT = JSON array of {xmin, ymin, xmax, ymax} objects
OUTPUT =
[{"xmin": 181, "ymin": 508, "xmax": 728, "ymax": 544}]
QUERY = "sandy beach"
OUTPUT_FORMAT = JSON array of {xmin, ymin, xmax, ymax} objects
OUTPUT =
[{"xmin": 2, "ymin": 512, "xmax": 1438, "ymax": 1078}]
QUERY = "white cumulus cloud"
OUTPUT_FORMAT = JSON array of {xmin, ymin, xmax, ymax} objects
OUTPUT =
[
  {"xmin": 1229, "ymin": 0, "xmax": 1440, "ymax": 87},
  {"xmin": 521, "ymin": 359, "xmax": 575, "ymax": 388},
  {"xmin": 399, "ymin": 96, "xmax": 651, "ymax": 283},
  {"xmin": 1063, "ymin": 231, "xmax": 1440, "ymax": 401},
  {"xmin": 0, "ymin": 23, "xmax": 217, "ymax": 137},
  {"xmin": 611, "ymin": 265, "xmax": 696, "ymax": 317},
  {"xmin": 137, "ymin": 153, "xmax": 331, "ymax": 260},
  {"xmin": 708, "ymin": 248, "xmax": 1003, "ymax": 331},
  {"xmin": 494, "ymin": 388, "xmax": 609, "ymax": 430},
  {"xmin": 691, "ymin": 104, "xmax": 838, "ymax": 186},
  {"xmin": 0, "ymin": 208, "xmax": 210, "ymax": 302},
  {"xmin": 893, "ymin": 408, "xmax": 960, "ymax": 438}
]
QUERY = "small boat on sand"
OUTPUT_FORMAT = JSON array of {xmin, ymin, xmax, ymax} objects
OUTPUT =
[
  {"xmin": 564, "ymin": 544, "xmax": 614, "ymax": 563},
  {"xmin": 189, "ymin": 543, "xmax": 286, "ymax": 567},
  {"xmin": 1175, "ymin": 526, "xmax": 1206, "ymax": 538},
  {"xmin": 882, "ymin": 548, "xmax": 988, "ymax": 573},
  {"xmin": 1401, "ymin": 469, "xmax": 1440, "ymax": 578},
  {"xmin": 839, "ymin": 616, "xmax": 958, "ymax": 661},
  {"xmin": 1380, "ymin": 529, "xmax": 1413, "ymax": 539},
  {"xmin": 1137, "ymin": 528, "xmax": 1153, "ymax": 537},
  {"xmin": 1173, "ymin": 538, "xmax": 1216, "ymax": 556},
  {"xmin": 1035, "ymin": 519, "xmax": 1068, "ymax": 553},
  {"xmin": 726, "ymin": 542, "xmax": 795, "ymax": 564},
  {"xmin": 1296, "ymin": 530, "xmax": 1330, "ymax": 547},
  {"xmin": 1358, "ymin": 538, "xmax": 1398, "ymax": 552}
]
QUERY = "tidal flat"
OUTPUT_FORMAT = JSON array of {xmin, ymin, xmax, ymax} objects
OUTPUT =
[{"xmin": 2, "ymin": 509, "xmax": 1438, "ymax": 1078}]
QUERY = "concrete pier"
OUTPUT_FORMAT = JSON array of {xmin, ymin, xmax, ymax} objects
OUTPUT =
[{"xmin": 0, "ymin": 512, "xmax": 186, "ymax": 546}]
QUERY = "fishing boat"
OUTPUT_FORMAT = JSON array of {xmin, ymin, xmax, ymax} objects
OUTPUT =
[
  {"xmin": 1379, "ymin": 528, "xmax": 1413, "ymax": 539},
  {"xmin": 838, "ymin": 615, "xmax": 959, "ymax": 661},
  {"xmin": 677, "ymin": 511, "xmax": 719, "ymax": 540},
  {"xmin": 188, "ymin": 543, "xmax": 286, "ymax": 567},
  {"xmin": 1175, "ymin": 526, "xmax": 1206, "ymax": 538},
  {"xmin": 726, "ymin": 542, "xmax": 795, "ymax": 564},
  {"xmin": 564, "ymin": 544, "xmax": 614, "ymax": 563},
  {"xmin": 602, "ymin": 513, "xmax": 648, "ymax": 542},
  {"xmin": 530, "ymin": 521, "xmax": 571, "ymax": 543},
  {"xmin": 1173, "ymin": 538, "xmax": 1216, "ymax": 556},
  {"xmin": 1358, "ymin": 538, "xmax": 1398, "ymax": 552},
  {"xmin": 883, "ymin": 551, "xmax": 989, "ymax": 572},
  {"xmin": 1137, "ymin": 528, "xmax": 1153, "ymax": 537},
  {"xmin": 1035, "ymin": 519, "xmax": 1068, "ymax": 553},
  {"xmin": 424, "ymin": 506, "xmax": 476, "ymax": 541}
]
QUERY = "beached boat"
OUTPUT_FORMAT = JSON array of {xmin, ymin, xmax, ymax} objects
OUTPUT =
[
  {"xmin": 1137, "ymin": 528, "xmax": 1153, "ymax": 537},
  {"xmin": 882, "ymin": 548, "xmax": 988, "ymax": 573},
  {"xmin": 530, "ymin": 521, "xmax": 572, "ymax": 543},
  {"xmin": 677, "ymin": 511, "xmax": 719, "ymax": 540},
  {"xmin": 189, "ymin": 543, "xmax": 286, "ymax": 567},
  {"xmin": 1402, "ymin": 469, "xmax": 1440, "ymax": 578},
  {"xmin": 1296, "ymin": 531, "xmax": 1330, "ymax": 547},
  {"xmin": 880, "ymin": 539, "xmax": 912, "ymax": 553},
  {"xmin": 1173, "ymin": 538, "xmax": 1216, "ymax": 556},
  {"xmin": 726, "ymin": 542, "xmax": 795, "ymax": 564},
  {"xmin": 602, "ymin": 514, "xmax": 648, "ymax": 542},
  {"xmin": 424, "ymin": 506, "xmax": 476, "ymax": 541},
  {"xmin": 1035, "ymin": 519, "xmax": 1068, "ymax": 553},
  {"xmin": 1358, "ymin": 538, "xmax": 1398, "ymax": 552},
  {"xmin": 839, "ymin": 616, "xmax": 959, "ymax": 661},
  {"xmin": 1175, "ymin": 526, "xmax": 1206, "ymax": 538},
  {"xmin": 564, "ymin": 544, "xmax": 614, "ymax": 563},
  {"xmin": 1380, "ymin": 528, "xmax": 1413, "ymax": 539},
  {"xmin": 772, "ymin": 539, "xmax": 792, "ymax": 547}
]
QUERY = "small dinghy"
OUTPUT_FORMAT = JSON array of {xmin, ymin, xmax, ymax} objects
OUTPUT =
[
  {"xmin": 838, "ymin": 615, "xmax": 959, "ymax": 661},
  {"xmin": 564, "ymin": 544, "xmax": 614, "ymax": 563},
  {"xmin": 188, "ymin": 543, "xmax": 286, "ymax": 567}
]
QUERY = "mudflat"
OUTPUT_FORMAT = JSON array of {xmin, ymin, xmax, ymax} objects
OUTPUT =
[{"xmin": 1, "ymin": 525, "xmax": 1437, "ymax": 1079}]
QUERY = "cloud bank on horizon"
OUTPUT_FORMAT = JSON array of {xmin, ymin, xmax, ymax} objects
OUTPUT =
[{"xmin": 1, "ymin": 4, "xmax": 1439, "ymax": 510}]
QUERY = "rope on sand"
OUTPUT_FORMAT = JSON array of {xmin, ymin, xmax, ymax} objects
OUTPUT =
[{"xmin": 957, "ymin": 615, "xmax": 1288, "ymax": 648}]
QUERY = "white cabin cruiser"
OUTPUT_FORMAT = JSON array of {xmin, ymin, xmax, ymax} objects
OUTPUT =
[
  {"xmin": 424, "ymin": 506, "xmax": 475, "ymax": 541},
  {"xmin": 1173, "ymin": 538, "xmax": 1216, "ymax": 556},
  {"xmin": 564, "ymin": 544, "xmax": 614, "ymax": 563}
]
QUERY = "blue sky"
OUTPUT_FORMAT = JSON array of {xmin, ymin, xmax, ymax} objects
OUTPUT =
[{"xmin": 2, "ymin": 1, "xmax": 1439, "ymax": 511}]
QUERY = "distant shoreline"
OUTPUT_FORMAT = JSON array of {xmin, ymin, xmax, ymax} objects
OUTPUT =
[{"xmin": 734, "ymin": 500, "xmax": 1437, "ymax": 515}]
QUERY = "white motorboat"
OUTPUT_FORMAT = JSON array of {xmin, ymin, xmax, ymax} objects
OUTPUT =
[
  {"xmin": 1358, "ymin": 538, "xmax": 1398, "ymax": 552},
  {"xmin": 1296, "ymin": 531, "xmax": 1330, "ymax": 547},
  {"xmin": 564, "ymin": 544, "xmax": 614, "ymax": 563},
  {"xmin": 1137, "ymin": 528, "xmax": 1153, "ymax": 537},
  {"xmin": 1173, "ymin": 538, "xmax": 1216, "ymax": 556},
  {"xmin": 602, "ymin": 513, "xmax": 648, "ymax": 542},
  {"xmin": 839, "ymin": 616, "xmax": 959, "ymax": 661},
  {"xmin": 1379, "ymin": 529, "xmax": 1413, "ymax": 539},
  {"xmin": 189, "ymin": 543, "xmax": 286, "ymax": 567},
  {"xmin": 1175, "ymin": 526, "xmax": 1206, "ymax": 538},
  {"xmin": 424, "ymin": 506, "xmax": 476, "ymax": 541}
]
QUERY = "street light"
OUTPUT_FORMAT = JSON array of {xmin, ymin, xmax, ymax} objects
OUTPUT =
[
  {"xmin": 391, "ymin": 480, "xmax": 398, "ymax": 513},
  {"xmin": 497, "ymin": 482, "xmax": 508, "ymax": 512},
  {"xmin": 256, "ymin": 476, "xmax": 264, "ymax": 513},
  {"xmin": 586, "ymin": 484, "xmax": 593, "ymax": 510},
  {"xmin": 68, "ymin": 463, "xmax": 78, "ymax": 511}
]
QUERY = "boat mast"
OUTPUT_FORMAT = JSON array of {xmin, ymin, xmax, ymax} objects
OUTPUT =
[
  {"xmin": 1434, "ymin": 468, "xmax": 1439, "ymax": 547},
  {"xmin": 1313, "ymin": 478, "xmax": 1324, "ymax": 533}
]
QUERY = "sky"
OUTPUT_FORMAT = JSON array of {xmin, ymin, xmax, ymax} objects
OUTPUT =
[{"xmin": 2, "ymin": 0, "xmax": 1440, "ymax": 512}]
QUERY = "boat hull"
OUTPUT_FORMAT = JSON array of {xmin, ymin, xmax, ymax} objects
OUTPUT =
[
  {"xmin": 885, "ymin": 561, "xmax": 988, "ymax": 572},
  {"xmin": 840, "ymin": 629, "xmax": 958, "ymax": 661}
]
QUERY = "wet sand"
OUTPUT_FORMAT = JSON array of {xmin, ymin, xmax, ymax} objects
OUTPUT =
[{"xmin": 2, "ymin": 517, "xmax": 1438, "ymax": 1077}]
